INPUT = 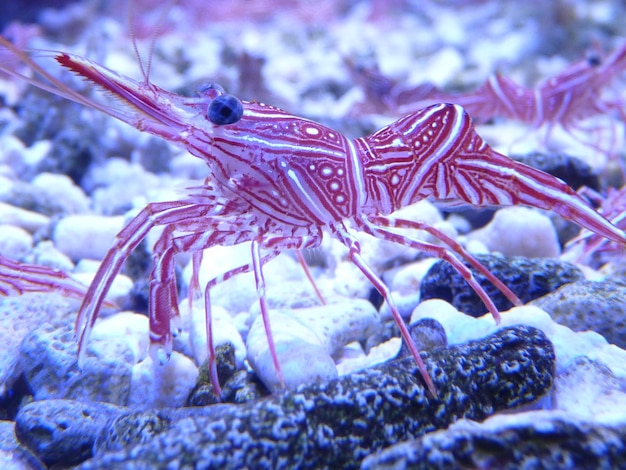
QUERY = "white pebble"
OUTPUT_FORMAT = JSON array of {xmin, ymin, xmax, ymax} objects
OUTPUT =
[
  {"xmin": 26, "ymin": 240, "xmax": 75, "ymax": 272},
  {"xmin": 0, "ymin": 224, "xmax": 33, "ymax": 259},
  {"xmin": 71, "ymin": 270, "xmax": 133, "ymax": 307},
  {"xmin": 0, "ymin": 201, "xmax": 49, "ymax": 232},
  {"xmin": 128, "ymin": 351, "xmax": 199, "ymax": 410},
  {"xmin": 468, "ymin": 207, "xmax": 560, "ymax": 258},
  {"xmin": 187, "ymin": 302, "xmax": 246, "ymax": 368},
  {"xmin": 90, "ymin": 312, "xmax": 150, "ymax": 364},
  {"xmin": 53, "ymin": 214, "xmax": 124, "ymax": 261},
  {"xmin": 251, "ymin": 337, "xmax": 338, "ymax": 393},
  {"xmin": 554, "ymin": 357, "xmax": 626, "ymax": 423},
  {"xmin": 31, "ymin": 172, "xmax": 90, "ymax": 214},
  {"xmin": 246, "ymin": 300, "xmax": 379, "ymax": 392},
  {"xmin": 390, "ymin": 258, "xmax": 439, "ymax": 295}
]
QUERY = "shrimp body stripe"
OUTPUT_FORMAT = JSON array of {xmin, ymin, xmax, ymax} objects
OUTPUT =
[{"xmin": 401, "ymin": 104, "xmax": 465, "ymax": 205}]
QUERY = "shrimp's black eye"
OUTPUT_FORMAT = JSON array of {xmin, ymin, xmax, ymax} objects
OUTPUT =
[
  {"xmin": 587, "ymin": 52, "xmax": 601, "ymax": 67},
  {"xmin": 208, "ymin": 94, "xmax": 244, "ymax": 125}
]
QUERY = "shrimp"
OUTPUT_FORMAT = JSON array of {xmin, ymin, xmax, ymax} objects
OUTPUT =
[
  {"xmin": 0, "ymin": 253, "xmax": 89, "ymax": 300},
  {"xmin": 387, "ymin": 43, "xmax": 626, "ymax": 151},
  {"xmin": 1, "ymin": 34, "xmax": 625, "ymax": 399}
]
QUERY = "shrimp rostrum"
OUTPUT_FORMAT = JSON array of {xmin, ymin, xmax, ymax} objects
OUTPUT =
[{"xmin": 1, "ymin": 36, "xmax": 625, "ymax": 398}]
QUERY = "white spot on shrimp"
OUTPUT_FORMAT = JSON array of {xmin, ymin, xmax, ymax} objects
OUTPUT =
[
  {"xmin": 280, "ymin": 198, "xmax": 288, "ymax": 207},
  {"xmin": 280, "ymin": 161, "xmax": 287, "ymax": 168},
  {"xmin": 392, "ymin": 137, "xmax": 403, "ymax": 148},
  {"xmin": 391, "ymin": 174, "xmax": 400, "ymax": 185},
  {"xmin": 329, "ymin": 181, "xmax": 340, "ymax": 191},
  {"xmin": 309, "ymin": 164, "xmax": 316, "ymax": 171},
  {"xmin": 422, "ymin": 136, "xmax": 429, "ymax": 143},
  {"xmin": 305, "ymin": 126, "xmax": 320, "ymax": 136},
  {"xmin": 328, "ymin": 132, "xmax": 335, "ymax": 139},
  {"xmin": 337, "ymin": 169, "xmax": 344, "ymax": 176},
  {"xmin": 321, "ymin": 166, "xmax": 333, "ymax": 177},
  {"xmin": 335, "ymin": 194, "xmax": 345, "ymax": 204},
  {"xmin": 431, "ymin": 122, "xmax": 437, "ymax": 128}
]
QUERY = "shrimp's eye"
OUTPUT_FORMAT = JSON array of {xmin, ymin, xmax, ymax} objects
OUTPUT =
[
  {"xmin": 587, "ymin": 53, "xmax": 601, "ymax": 67},
  {"xmin": 208, "ymin": 94, "xmax": 244, "ymax": 125}
]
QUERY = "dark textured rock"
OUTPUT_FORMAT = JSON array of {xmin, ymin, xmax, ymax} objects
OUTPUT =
[
  {"xmin": 511, "ymin": 151, "xmax": 600, "ymax": 192},
  {"xmin": 188, "ymin": 343, "xmax": 267, "ymax": 406},
  {"xmin": 77, "ymin": 325, "xmax": 555, "ymax": 469},
  {"xmin": 0, "ymin": 419, "xmax": 46, "ymax": 469},
  {"xmin": 19, "ymin": 324, "xmax": 134, "ymax": 404},
  {"xmin": 420, "ymin": 254, "xmax": 584, "ymax": 317},
  {"xmin": 14, "ymin": 399, "xmax": 126, "ymax": 467},
  {"xmin": 361, "ymin": 413, "xmax": 626, "ymax": 470},
  {"xmin": 532, "ymin": 280, "xmax": 626, "ymax": 348},
  {"xmin": 93, "ymin": 410, "xmax": 172, "ymax": 455},
  {"xmin": 398, "ymin": 318, "xmax": 448, "ymax": 359}
]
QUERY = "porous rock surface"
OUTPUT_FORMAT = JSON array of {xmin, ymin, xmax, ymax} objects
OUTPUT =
[
  {"xmin": 361, "ymin": 411, "xmax": 626, "ymax": 470},
  {"xmin": 72, "ymin": 325, "xmax": 554, "ymax": 469},
  {"xmin": 420, "ymin": 254, "xmax": 584, "ymax": 317},
  {"xmin": 532, "ymin": 280, "xmax": 626, "ymax": 348}
]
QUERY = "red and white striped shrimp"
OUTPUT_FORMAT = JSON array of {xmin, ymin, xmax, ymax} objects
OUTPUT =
[
  {"xmin": 0, "ymin": 253, "xmax": 90, "ymax": 300},
  {"xmin": 1, "ymin": 35, "xmax": 625, "ymax": 399},
  {"xmin": 394, "ymin": 43, "xmax": 626, "ymax": 148}
]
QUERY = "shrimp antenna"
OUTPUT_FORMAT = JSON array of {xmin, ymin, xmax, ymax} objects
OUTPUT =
[{"xmin": 127, "ymin": 0, "xmax": 178, "ymax": 84}]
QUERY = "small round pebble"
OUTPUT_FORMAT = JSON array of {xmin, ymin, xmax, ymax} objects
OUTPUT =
[
  {"xmin": 128, "ymin": 352, "xmax": 199, "ymax": 410},
  {"xmin": 53, "ymin": 214, "xmax": 125, "ymax": 261},
  {"xmin": 469, "ymin": 206, "xmax": 561, "ymax": 258}
]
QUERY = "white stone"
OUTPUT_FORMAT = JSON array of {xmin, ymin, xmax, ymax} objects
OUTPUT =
[
  {"xmin": 246, "ymin": 300, "xmax": 379, "ymax": 392},
  {"xmin": 554, "ymin": 357, "xmax": 626, "ymax": 423},
  {"xmin": 71, "ymin": 271, "xmax": 133, "ymax": 307},
  {"xmin": 53, "ymin": 214, "xmax": 124, "ymax": 261},
  {"xmin": 0, "ymin": 135, "xmax": 50, "ymax": 173},
  {"xmin": 128, "ymin": 351, "xmax": 199, "ymax": 410},
  {"xmin": 0, "ymin": 202, "xmax": 49, "ymax": 233},
  {"xmin": 185, "ymin": 245, "xmax": 305, "ymax": 316},
  {"xmin": 411, "ymin": 299, "xmax": 494, "ymax": 345},
  {"xmin": 90, "ymin": 312, "xmax": 150, "ymax": 364},
  {"xmin": 390, "ymin": 258, "xmax": 439, "ymax": 295},
  {"xmin": 289, "ymin": 299, "xmax": 380, "ymax": 355},
  {"xmin": 0, "ymin": 224, "xmax": 33, "ymax": 259},
  {"xmin": 31, "ymin": 172, "xmax": 90, "ymax": 214},
  {"xmin": 251, "ymin": 337, "xmax": 338, "ymax": 393},
  {"xmin": 26, "ymin": 240, "xmax": 75, "ymax": 272},
  {"xmin": 468, "ymin": 207, "xmax": 561, "ymax": 258},
  {"xmin": 186, "ymin": 301, "xmax": 246, "ymax": 368},
  {"xmin": 337, "ymin": 337, "xmax": 402, "ymax": 376}
]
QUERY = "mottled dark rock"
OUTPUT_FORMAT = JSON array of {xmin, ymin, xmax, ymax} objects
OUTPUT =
[
  {"xmin": 420, "ymin": 254, "xmax": 584, "ymax": 317},
  {"xmin": 188, "ymin": 343, "xmax": 267, "ymax": 406},
  {"xmin": 532, "ymin": 280, "xmax": 626, "ymax": 348},
  {"xmin": 93, "ymin": 410, "xmax": 171, "ymax": 455},
  {"xmin": 361, "ymin": 413, "xmax": 626, "ymax": 470},
  {"xmin": 14, "ymin": 399, "xmax": 126, "ymax": 467},
  {"xmin": 19, "ymin": 324, "xmax": 134, "ymax": 405},
  {"xmin": 0, "ymin": 293, "xmax": 77, "ymax": 409},
  {"xmin": 511, "ymin": 151, "xmax": 600, "ymax": 192},
  {"xmin": 77, "ymin": 325, "xmax": 555, "ymax": 469},
  {"xmin": 0, "ymin": 419, "xmax": 46, "ymax": 469},
  {"xmin": 15, "ymin": 91, "xmax": 105, "ymax": 184},
  {"xmin": 398, "ymin": 318, "xmax": 448, "ymax": 359}
]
